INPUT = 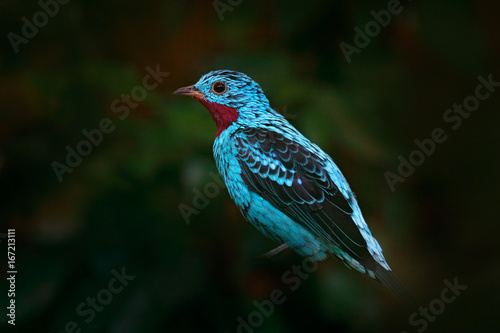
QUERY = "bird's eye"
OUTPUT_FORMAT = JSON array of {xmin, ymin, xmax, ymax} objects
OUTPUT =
[{"xmin": 212, "ymin": 81, "xmax": 227, "ymax": 94}]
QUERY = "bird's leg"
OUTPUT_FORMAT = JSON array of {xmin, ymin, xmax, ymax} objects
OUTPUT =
[{"xmin": 261, "ymin": 243, "xmax": 289, "ymax": 257}]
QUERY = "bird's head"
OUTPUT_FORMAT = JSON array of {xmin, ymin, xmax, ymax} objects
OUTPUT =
[{"xmin": 174, "ymin": 70, "xmax": 272, "ymax": 137}]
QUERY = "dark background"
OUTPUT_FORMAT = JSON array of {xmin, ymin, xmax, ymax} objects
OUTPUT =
[{"xmin": 1, "ymin": 0, "xmax": 499, "ymax": 332}]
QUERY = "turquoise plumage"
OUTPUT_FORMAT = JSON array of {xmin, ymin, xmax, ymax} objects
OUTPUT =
[{"xmin": 174, "ymin": 70, "xmax": 414, "ymax": 307}]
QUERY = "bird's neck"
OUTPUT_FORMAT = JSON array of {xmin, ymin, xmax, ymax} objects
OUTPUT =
[{"xmin": 197, "ymin": 98, "xmax": 239, "ymax": 138}]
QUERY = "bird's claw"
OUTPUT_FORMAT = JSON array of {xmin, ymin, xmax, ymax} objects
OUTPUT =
[{"xmin": 261, "ymin": 243, "xmax": 289, "ymax": 257}]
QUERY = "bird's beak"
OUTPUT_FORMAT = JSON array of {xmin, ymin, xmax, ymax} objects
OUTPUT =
[{"xmin": 173, "ymin": 85, "xmax": 205, "ymax": 99}]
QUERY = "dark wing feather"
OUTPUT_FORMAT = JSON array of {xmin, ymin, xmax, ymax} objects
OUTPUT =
[{"xmin": 235, "ymin": 127, "xmax": 374, "ymax": 265}]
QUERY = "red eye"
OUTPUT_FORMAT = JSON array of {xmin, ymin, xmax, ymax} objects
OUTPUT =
[{"xmin": 212, "ymin": 81, "xmax": 226, "ymax": 94}]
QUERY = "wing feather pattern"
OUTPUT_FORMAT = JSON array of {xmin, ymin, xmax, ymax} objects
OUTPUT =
[{"xmin": 234, "ymin": 127, "xmax": 374, "ymax": 267}]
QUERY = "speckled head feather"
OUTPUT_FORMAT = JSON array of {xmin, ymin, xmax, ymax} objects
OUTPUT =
[
  {"xmin": 194, "ymin": 70, "xmax": 270, "ymax": 109},
  {"xmin": 174, "ymin": 70, "xmax": 277, "ymax": 137}
]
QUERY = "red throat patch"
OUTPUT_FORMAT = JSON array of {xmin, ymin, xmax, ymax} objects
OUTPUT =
[{"xmin": 196, "ymin": 98, "xmax": 239, "ymax": 137}]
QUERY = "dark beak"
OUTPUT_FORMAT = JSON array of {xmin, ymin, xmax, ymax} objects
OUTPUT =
[{"xmin": 173, "ymin": 85, "xmax": 205, "ymax": 99}]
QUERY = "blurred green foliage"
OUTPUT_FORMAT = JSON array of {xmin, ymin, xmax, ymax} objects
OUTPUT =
[{"xmin": 1, "ymin": 0, "xmax": 499, "ymax": 332}]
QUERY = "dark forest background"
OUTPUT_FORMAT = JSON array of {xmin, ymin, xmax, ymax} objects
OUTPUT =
[{"xmin": 1, "ymin": 1, "xmax": 499, "ymax": 332}]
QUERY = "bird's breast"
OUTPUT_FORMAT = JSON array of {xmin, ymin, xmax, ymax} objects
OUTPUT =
[{"xmin": 213, "ymin": 127, "xmax": 253, "ymax": 209}]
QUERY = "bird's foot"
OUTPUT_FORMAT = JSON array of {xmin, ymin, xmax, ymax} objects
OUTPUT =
[{"xmin": 261, "ymin": 243, "xmax": 290, "ymax": 257}]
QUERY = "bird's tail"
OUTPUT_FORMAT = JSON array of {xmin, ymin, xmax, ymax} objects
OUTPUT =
[{"xmin": 374, "ymin": 265, "xmax": 418, "ymax": 311}]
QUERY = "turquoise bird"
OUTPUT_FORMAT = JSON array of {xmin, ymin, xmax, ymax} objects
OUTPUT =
[{"xmin": 174, "ymin": 70, "xmax": 414, "ymax": 307}]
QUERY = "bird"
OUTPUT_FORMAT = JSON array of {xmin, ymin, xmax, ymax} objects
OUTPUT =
[{"xmin": 174, "ymin": 70, "xmax": 415, "ymax": 308}]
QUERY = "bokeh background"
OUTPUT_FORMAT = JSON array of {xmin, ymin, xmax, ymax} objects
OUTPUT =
[{"xmin": 1, "ymin": 0, "xmax": 499, "ymax": 332}]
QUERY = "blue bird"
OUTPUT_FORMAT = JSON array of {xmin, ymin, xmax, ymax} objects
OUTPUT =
[{"xmin": 174, "ymin": 70, "xmax": 414, "ymax": 307}]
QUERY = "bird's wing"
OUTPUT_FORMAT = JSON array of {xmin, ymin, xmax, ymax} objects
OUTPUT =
[{"xmin": 234, "ymin": 127, "xmax": 374, "ymax": 265}]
